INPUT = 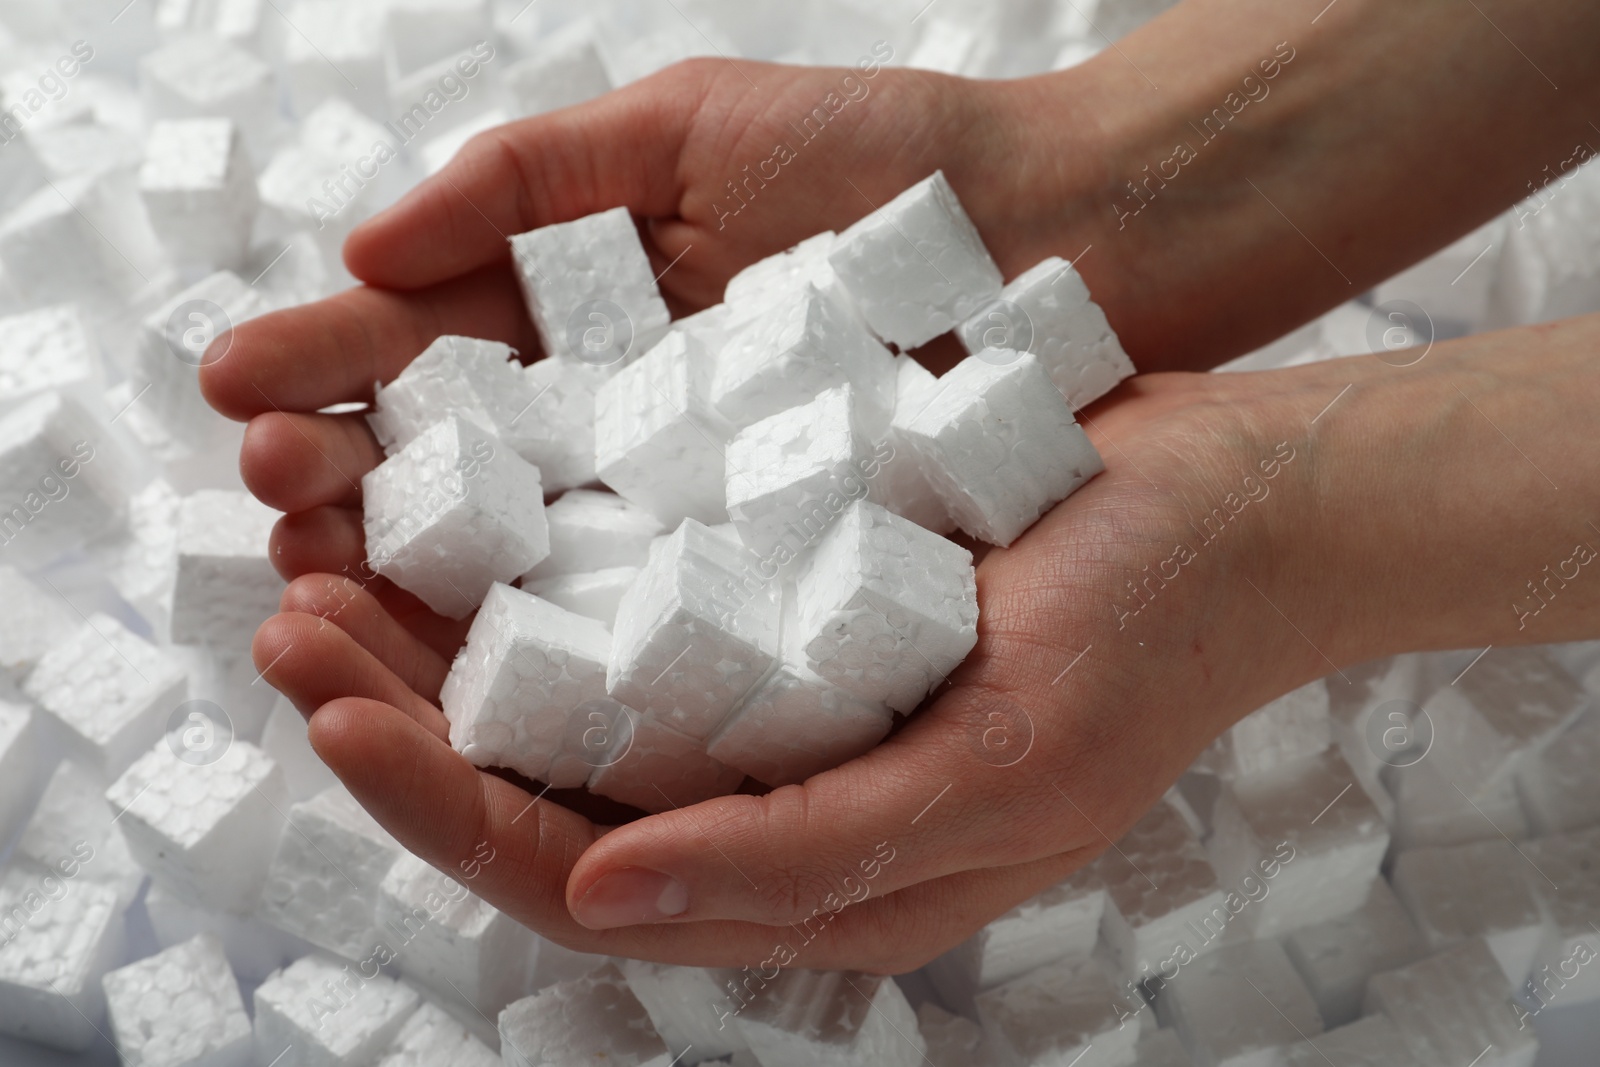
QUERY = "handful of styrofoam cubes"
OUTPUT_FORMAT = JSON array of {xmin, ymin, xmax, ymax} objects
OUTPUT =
[{"xmin": 359, "ymin": 171, "xmax": 1129, "ymax": 807}]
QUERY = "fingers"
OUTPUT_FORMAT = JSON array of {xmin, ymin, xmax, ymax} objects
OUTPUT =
[
  {"xmin": 269, "ymin": 506, "xmax": 367, "ymax": 582},
  {"xmin": 279, "ymin": 575, "xmax": 454, "ymax": 703},
  {"xmin": 242, "ymin": 412, "xmax": 383, "ymax": 512},
  {"xmin": 344, "ymin": 69, "xmax": 709, "ymax": 289},
  {"xmin": 200, "ymin": 264, "xmax": 536, "ymax": 421},
  {"xmin": 252, "ymin": 612, "xmax": 450, "ymax": 740}
]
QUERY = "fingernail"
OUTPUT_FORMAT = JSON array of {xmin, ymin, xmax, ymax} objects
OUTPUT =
[{"xmin": 572, "ymin": 868, "xmax": 688, "ymax": 930}]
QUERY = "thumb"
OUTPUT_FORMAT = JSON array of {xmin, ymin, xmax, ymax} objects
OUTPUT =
[{"xmin": 342, "ymin": 62, "xmax": 717, "ymax": 289}]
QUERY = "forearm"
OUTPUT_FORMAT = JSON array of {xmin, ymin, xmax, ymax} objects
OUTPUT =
[{"xmin": 994, "ymin": 0, "xmax": 1600, "ymax": 371}]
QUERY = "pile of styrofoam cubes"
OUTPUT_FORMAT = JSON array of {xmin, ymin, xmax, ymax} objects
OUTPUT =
[{"xmin": 0, "ymin": 0, "xmax": 1597, "ymax": 1065}]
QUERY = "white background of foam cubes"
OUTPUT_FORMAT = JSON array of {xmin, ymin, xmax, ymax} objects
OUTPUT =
[{"xmin": 0, "ymin": 0, "xmax": 1598, "ymax": 1064}]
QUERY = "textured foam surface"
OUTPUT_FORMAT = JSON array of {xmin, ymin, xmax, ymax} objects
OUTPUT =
[
  {"xmin": 522, "ymin": 489, "xmax": 664, "ymax": 582},
  {"xmin": 101, "ymin": 933, "xmax": 252, "ymax": 1067},
  {"xmin": 363, "ymin": 415, "xmax": 550, "ymax": 619},
  {"xmin": 976, "ymin": 956, "xmax": 1142, "ymax": 1067},
  {"xmin": 878, "ymin": 354, "xmax": 956, "ymax": 534},
  {"xmin": 958, "ymin": 256, "xmax": 1136, "ymax": 409},
  {"xmin": 0, "ymin": 304, "xmax": 101, "ymax": 408},
  {"xmin": 586, "ymin": 706, "xmax": 746, "ymax": 813},
  {"xmin": 1421, "ymin": 646, "xmax": 1587, "ymax": 787},
  {"xmin": 917, "ymin": 1002, "xmax": 1001, "ymax": 1067},
  {"xmin": 498, "ymin": 963, "xmax": 671, "ymax": 1067},
  {"xmin": 13, "ymin": 760, "xmax": 145, "ymax": 909},
  {"xmin": 505, "ymin": 24, "xmax": 613, "ymax": 116},
  {"xmin": 24, "ymin": 613, "xmax": 188, "ymax": 779},
  {"xmin": 1516, "ymin": 707, "xmax": 1600, "ymax": 834},
  {"xmin": 1279, "ymin": 1014, "xmax": 1420, "ymax": 1067},
  {"xmin": 0, "ymin": 701, "xmax": 36, "ymax": 846},
  {"xmin": 1392, "ymin": 839, "xmax": 1549, "ymax": 983},
  {"xmin": 1520, "ymin": 826, "xmax": 1600, "ymax": 1007},
  {"xmin": 169, "ymin": 488, "xmax": 283, "ymax": 648},
  {"xmin": 792, "ymin": 499, "xmax": 977, "ymax": 713},
  {"xmin": 522, "ymin": 566, "xmax": 639, "ymax": 626},
  {"xmin": 828, "ymin": 170, "xmax": 1003, "ymax": 349},
  {"xmin": 0, "ymin": 869, "xmax": 125, "ymax": 1052},
  {"xmin": 1364, "ymin": 939, "xmax": 1538, "ymax": 1067},
  {"xmin": 253, "ymin": 954, "xmax": 421, "ymax": 1067},
  {"xmin": 377, "ymin": 1001, "xmax": 502, "ymax": 1067},
  {"xmin": 367, "ymin": 335, "xmax": 539, "ymax": 457},
  {"xmin": 730, "ymin": 968, "xmax": 927, "ymax": 1067},
  {"xmin": 510, "ymin": 207, "xmax": 671, "ymax": 366},
  {"xmin": 138, "ymin": 35, "xmax": 276, "ymax": 157},
  {"xmin": 442, "ymin": 582, "xmax": 624, "ymax": 788},
  {"xmin": 138, "ymin": 117, "xmax": 257, "ymax": 269},
  {"xmin": 144, "ymin": 882, "xmax": 309, "ymax": 987},
  {"xmin": 0, "ymin": 390, "xmax": 131, "ymax": 567},
  {"xmin": 620, "ymin": 959, "xmax": 747, "ymax": 1063},
  {"xmin": 900, "ymin": 351, "xmax": 1104, "ymax": 546},
  {"xmin": 104, "ymin": 738, "xmax": 286, "ymax": 913},
  {"xmin": 1281, "ymin": 880, "xmax": 1428, "ymax": 1028},
  {"xmin": 1198, "ymin": 680, "xmax": 1332, "ymax": 778},
  {"xmin": 1152, "ymin": 940, "xmax": 1323, "ymax": 1067}
]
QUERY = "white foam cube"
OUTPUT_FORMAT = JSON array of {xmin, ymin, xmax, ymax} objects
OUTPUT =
[
  {"xmin": 0, "ymin": 173, "xmax": 154, "ymax": 303},
  {"xmin": 113, "ymin": 478, "xmax": 182, "ymax": 635},
  {"xmin": 710, "ymin": 284, "xmax": 897, "ymax": 436},
  {"xmin": 499, "ymin": 962, "xmax": 672, "ymax": 1067},
  {"xmin": 139, "ymin": 117, "xmax": 257, "ymax": 269},
  {"xmin": 258, "ymin": 785, "xmax": 404, "ymax": 959},
  {"xmin": 377, "ymin": 851, "xmax": 534, "ymax": 1016},
  {"xmin": 378, "ymin": 1000, "xmax": 501, "ymax": 1067},
  {"xmin": 505, "ymin": 24, "xmax": 613, "ymax": 116},
  {"xmin": 585, "ymin": 706, "xmax": 745, "ymax": 813},
  {"xmin": 606, "ymin": 519, "xmax": 779, "ymax": 741},
  {"xmin": 0, "ymin": 564, "xmax": 74, "ymax": 675},
  {"xmin": 253, "ymin": 954, "xmax": 421, "ymax": 1067},
  {"xmin": 958, "ymin": 256, "xmax": 1135, "ymax": 410},
  {"xmin": 0, "ymin": 391, "xmax": 132, "ymax": 567},
  {"xmin": 1392, "ymin": 840, "xmax": 1549, "ymax": 984},
  {"xmin": 1096, "ymin": 798, "xmax": 1233, "ymax": 985},
  {"xmin": 595, "ymin": 331, "xmax": 733, "ymax": 527},
  {"xmin": 899, "ymin": 350, "xmax": 1104, "ymax": 546},
  {"xmin": 523, "ymin": 490, "xmax": 664, "ymax": 582},
  {"xmin": 1279, "ymin": 1014, "xmax": 1420, "ymax": 1067},
  {"xmin": 1364, "ymin": 939, "xmax": 1537, "ymax": 1067},
  {"xmin": 730, "ymin": 969, "xmax": 925, "ymax": 1067},
  {"xmin": 363, "ymin": 415, "xmax": 550, "ymax": 619},
  {"xmin": 0, "ymin": 304, "xmax": 102, "ymax": 409},
  {"xmin": 386, "ymin": 0, "xmax": 491, "ymax": 75},
  {"xmin": 723, "ymin": 232, "xmax": 840, "ymax": 310},
  {"xmin": 0, "ymin": 701, "xmax": 36, "ymax": 842},
  {"xmin": 917, "ymin": 1002, "xmax": 1000, "ymax": 1067},
  {"xmin": 144, "ymin": 882, "xmax": 309, "ymax": 986},
  {"xmin": 1207, "ymin": 748, "xmax": 1388, "ymax": 937},
  {"xmin": 1389, "ymin": 756, "xmax": 1529, "ymax": 850},
  {"xmin": 24, "ymin": 613, "xmax": 188, "ymax": 780},
  {"xmin": 792, "ymin": 498, "xmax": 977, "ymax": 713},
  {"xmin": 1281, "ymin": 880, "xmax": 1428, "ymax": 1028},
  {"xmin": 139, "ymin": 34, "xmax": 276, "ymax": 159},
  {"xmin": 927, "ymin": 867, "xmax": 1107, "ymax": 1010},
  {"xmin": 976, "ymin": 957, "xmax": 1143, "ymax": 1067},
  {"xmin": 1152, "ymin": 940, "xmax": 1322, "ymax": 1067},
  {"xmin": 0, "ymin": 870, "xmax": 125, "ymax": 1051},
  {"xmin": 0, "ymin": 128, "xmax": 44, "ymax": 215},
  {"xmin": 13, "ymin": 759, "xmax": 145, "ymax": 908},
  {"xmin": 102, "ymin": 933, "xmax": 252, "ymax": 1067},
  {"xmin": 524, "ymin": 567, "xmax": 639, "ymax": 627},
  {"xmin": 1521, "ymin": 827, "xmax": 1600, "ymax": 1007},
  {"xmin": 442, "ymin": 582, "xmax": 626, "ymax": 788},
  {"xmin": 169, "ymin": 488, "xmax": 283, "ymax": 647},
  {"xmin": 1422, "ymin": 646, "xmax": 1587, "ymax": 788},
  {"xmin": 155, "ymin": 0, "xmax": 265, "ymax": 45},
  {"xmin": 105, "ymin": 737, "xmax": 285, "ymax": 912},
  {"xmin": 515, "ymin": 356, "xmax": 613, "ymax": 492},
  {"xmin": 1517, "ymin": 706, "xmax": 1600, "ymax": 833},
  {"xmin": 828, "ymin": 170, "xmax": 1002, "ymax": 349},
  {"xmin": 618, "ymin": 960, "xmax": 746, "ymax": 1063},
  {"xmin": 878, "ymin": 354, "xmax": 956, "ymax": 534},
  {"xmin": 511, "ymin": 206, "xmax": 671, "ymax": 365},
  {"xmin": 280, "ymin": 2, "xmax": 389, "ymax": 118},
  {"xmin": 1198, "ymin": 679, "xmax": 1332, "ymax": 778}
]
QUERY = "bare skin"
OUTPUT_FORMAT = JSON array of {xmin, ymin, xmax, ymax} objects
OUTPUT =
[{"xmin": 200, "ymin": 0, "xmax": 1600, "ymax": 972}]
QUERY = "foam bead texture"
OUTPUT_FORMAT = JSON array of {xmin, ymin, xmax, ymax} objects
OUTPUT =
[
  {"xmin": 498, "ymin": 963, "xmax": 671, "ymax": 1067},
  {"xmin": 377, "ymin": 1002, "xmax": 501, "ymax": 1067},
  {"xmin": 102, "ymin": 933, "xmax": 252, "ymax": 1067}
]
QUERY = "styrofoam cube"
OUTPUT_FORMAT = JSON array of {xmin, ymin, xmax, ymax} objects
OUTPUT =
[
  {"xmin": 280, "ymin": 2, "xmax": 389, "ymax": 119},
  {"xmin": 1392, "ymin": 840, "xmax": 1550, "ymax": 983},
  {"xmin": 504, "ymin": 23, "xmax": 613, "ymax": 117},
  {"xmin": 0, "ymin": 565, "xmax": 74, "ymax": 675},
  {"xmin": 724, "ymin": 385, "xmax": 886, "ymax": 563},
  {"xmin": 1516, "ymin": 707, "xmax": 1600, "ymax": 833},
  {"xmin": 0, "ymin": 870, "xmax": 126, "ymax": 1052},
  {"xmin": 917, "ymin": 1002, "xmax": 1000, "ymax": 1067},
  {"xmin": 1421, "ymin": 646, "xmax": 1587, "ymax": 788},
  {"xmin": 377, "ymin": 851, "xmax": 534, "ymax": 1016},
  {"xmin": 723, "ymin": 232, "xmax": 840, "ymax": 311},
  {"xmin": 1389, "ymin": 756, "xmax": 1529, "ymax": 850},
  {"xmin": 254, "ymin": 954, "xmax": 421, "ymax": 1067},
  {"xmin": 730, "ymin": 969, "xmax": 925, "ymax": 1067},
  {"xmin": 976, "ymin": 956, "xmax": 1142, "ymax": 1067},
  {"xmin": 144, "ymin": 882, "xmax": 310, "ymax": 986},
  {"xmin": 827, "ymin": 170, "xmax": 1002, "ymax": 349},
  {"xmin": 523, "ymin": 566, "xmax": 639, "ymax": 627},
  {"xmin": 792, "ymin": 498, "xmax": 977, "ymax": 713},
  {"xmin": 878, "ymin": 354, "xmax": 955, "ymax": 534},
  {"xmin": 606, "ymin": 519, "xmax": 779, "ymax": 741},
  {"xmin": 899, "ymin": 350, "xmax": 1103, "ymax": 546},
  {"xmin": 168, "ymin": 488, "xmax": 283, "ymax": 647},
  {"xmin": 257, "ymin": 142, "xmax": 377, "ymax": 242},
  {"xmin": 1364, "ymin": 939, "xmax": 1538, "ymax": 1067},
  {"xmin": 1207, "ymin": 748, "xmax": 1388, "ymax": 937},
  {"xmin": 498, "ymin": 962, "xmax": 672, "ymax": 1067},
  {"xmin": 710, "ymin": 284, "xmax": 897, "ymax": 436},
  {"xmin": 0, "ymin": 700, "xmax": 37, "ymax": 844},
  {"xmin": 154, "ymin": 0, "xmax": 264, "ymax": 45},
  {"xmin": 619, "ymin": 960, "xmax": 746, "ymax": 1063},
  {"xmin": 363, "ymin": 415, "xmax": 550, "ymax": 619},
  {"xmin": 1152, "ymin": 940, "xmax": 1322, "ymax": 1067},
  {"xmin": 522, "ymin": 490, "xmax": 664, "ymax": 582},
  {"xmin": 378, "ymin": 1000, "xmax": 501, "ymax": 1067},
  {"xmin": 1198, "ymin": 679, "xmax": 1331, "ymax": 778},
  {"xmin": 927, "ymin": 867, "xmax": 1107, "ymax": 1010},
  {"xmin": 257, "ymin": 785, "xmax": 404, "ymax": 959},
  {"xmin": 442, "ymin": 582, "xmax": 626, "ymax": 788},
  {"xmin": 0, "ymin": 128, "xmax": 44, "ymax": 215},
  {"xmin": 113, "ymin": 478, "xmax": 182, "ymax": 635},
  {"xmin": 0, "ymin": 303, "xmax": 102, "ymax": 408},
  {"xmin": 13, "ymin": 759, "xmax": 145, "ymax": 907},
  {"xmin": 514, "ymin": 356, "xmax": 613, "ymax": 492},
  {"xmin": 1521, "ymin": 827, "xmax": 1600, "ymax": 1007},
  {"xmin": 1281, "ymin": 880, "xmax": 1428, "ymax": 1028},
  {"xmin": 1280, "ymin": 1014, "xmax": 1420, "ymax": 1067},
  {"xmin": 259, "ymin": 696, "xmax": 340, "ymax": 801},
  {"xmin": 510, "ymin": 206, "xmax": 671, "ymax": 366},
  {"xmin": 105, "ymin": 737, "xmax": 285, "ymax": 912},
  {"xmin": 102, "ymin": 933, "xmax": 252, "ymax": 1067},
  {"xmin": 0, "ymin": 173, "xmax": 157, "ymax": 303},
  {"xmin": 585, "ymin": 706, "xmax": 745, "ymax": 813},
  {"xmin": 24, "ymin": 613, "xmax": 188, "ymax": 780},
  {"xmin": 138, "ymin": 34, "xmax": 276, "ymax": 159},
  {"xmin": 386, "ymin": 0, "xmax": 491, "ymax": 75},
  {"xmin": 0, "ymin": 391, "xmax": 133, "ymax": 567},
  {"xmin": 1096, "ymin": 798, "xmax": 1233, "ymax": 985},
  {"xmin": 139, "ymin": 117, "xmax": 257, "ymax": 269},
  {"xmin": 594, "ymin": 331, "xmax": 733, "ymax": 527},
  {"xmin": 958, "ymin": 256, "xmax": 1135, "ymax": 410}
]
